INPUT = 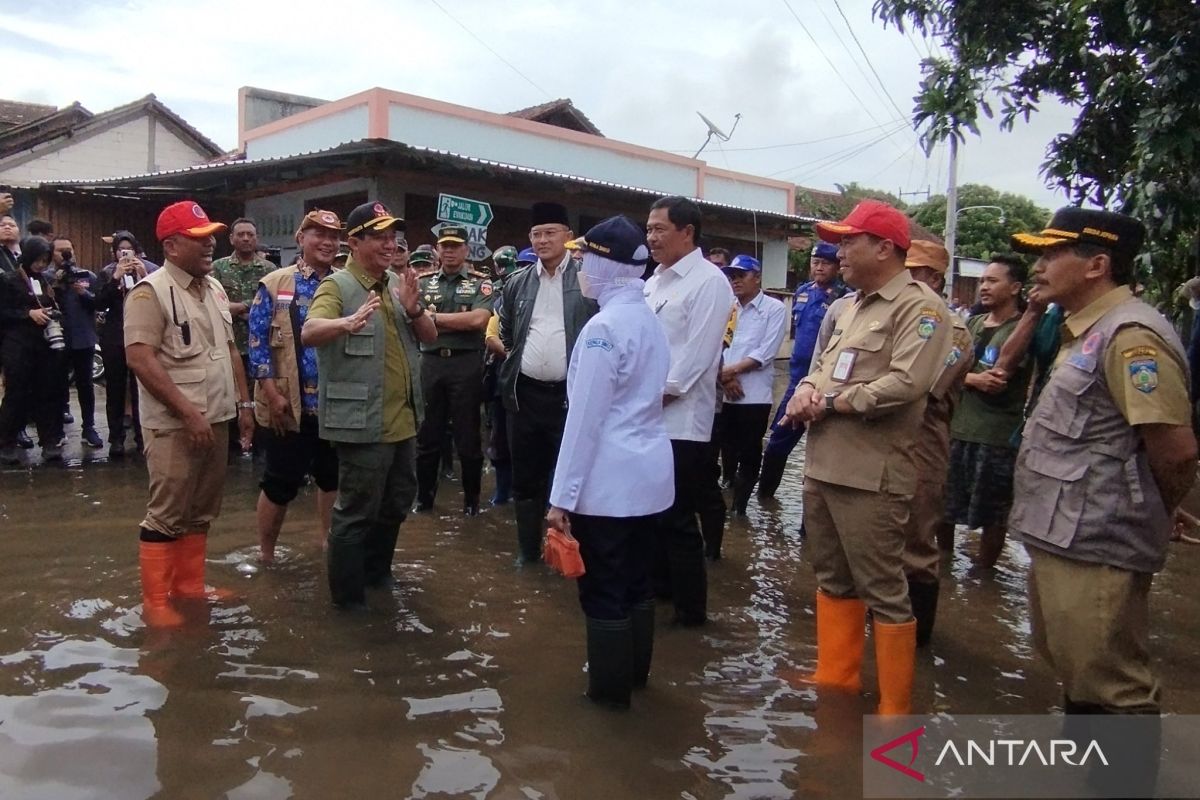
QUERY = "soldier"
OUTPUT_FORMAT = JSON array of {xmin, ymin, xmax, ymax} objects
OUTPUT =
[
  {"xmin": 783, "ymin": 200, "xmax": 952, "ymax": 714},
  {"xmin": 899, "ymin": 241, "xmax": 974, "ymax": 646},
  {"xmin": 123, "ymin": 201, "xmax": 255, "ymax": 627},
  {"xmin": 1010, "ymin": 209, "xmax": 1195, "ymax": 717},
  {"xmin": 758, "ymin": 242, "xmax": 844, "ymax": 499},
  {"xmin": 414, "ymin": 225, "xmax": 495, "ymax": 515},
  {"xmin": 210, "ymin": 217, "xmax": 274, "ymax": 375}
]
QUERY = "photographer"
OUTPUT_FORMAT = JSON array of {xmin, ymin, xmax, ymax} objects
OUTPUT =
[
  {"xmin": 0, "ymin": 237, "xmax": 66, "ymax": 464},
  {"xmin": 53, "ymin": 236, "xmax": 103, "ymax": 449},
  {"xmin": 96, "ymin": 231, "xmax": 154, "ymax": 457}
]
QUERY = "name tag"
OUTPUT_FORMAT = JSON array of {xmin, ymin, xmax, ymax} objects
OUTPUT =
[
  {"xmin": 832, "ymin": 350, "xmax": 857, "ymax": 382},
  {"xmin": 31, "ymin": 280, "xmax": 43, "ymax": 297}
]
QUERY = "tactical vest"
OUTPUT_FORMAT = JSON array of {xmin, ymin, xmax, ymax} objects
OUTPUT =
[
  {"xmin": 137, "ymin": 266, "xmax": 237, "ymax": 430},
  {"xmin": 1010, "ymin": 297, "xmax": 1187, "ymax": 573},
  {"xmin": 252, "ymin": 267, "xmax": 306, "ymax": 430},
  {"xmin": 316, "ymin": 269, "xmax": 424, "ymax": 443}
]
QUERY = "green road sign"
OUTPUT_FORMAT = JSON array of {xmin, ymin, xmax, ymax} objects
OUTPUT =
[{"xmin": 437, "ymin": 193, "xmax": 493, "ymax": 227}]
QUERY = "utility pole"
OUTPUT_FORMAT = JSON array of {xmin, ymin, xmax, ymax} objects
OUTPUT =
[
  {"xmin": 898, "ymin": 187, "xmax": 931, "ymax": 204},
  {"xmin": 943, "ymin": 137, "xmax": 959, "ymax": 301}
]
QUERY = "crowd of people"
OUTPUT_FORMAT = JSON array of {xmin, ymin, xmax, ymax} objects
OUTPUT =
[{"xmin": 0, "ymin": 189, "xmax": 1194, "ymax": 745}]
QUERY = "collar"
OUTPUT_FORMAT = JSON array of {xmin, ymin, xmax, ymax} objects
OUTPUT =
[
  {"xmin": 1063, "ymin": 285, "xmax": 1133, "ymax": 343},
  {"xmin": 655, "ymin": 247, "xmax": 705, "ymax": 279},
  {"xmin": 346, "ymin": 257, "xmax": 386, "ymax": 291},
  {"xmin": 164, "ymin": 260, "xmax": 199, "ymax": 290},
  {"xmin": 439, "ymin": 266, "xmax": 468, "ymax": 282},
  {"xmin": 536, "ymin": 253, "xmax": 571, "ymax": 278},
  {"xmin": 294, "ymin": 258, "xmax": 327, "ymax": 282},
  {"xmin": 865, "ymin": 269, "xmax": 913, "ymax": 302},
  {"xmin": 740, "ymin": 290, "xmax": 765, "ymax": 310}
]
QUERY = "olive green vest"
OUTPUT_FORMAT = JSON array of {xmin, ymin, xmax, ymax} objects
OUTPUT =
[{"xmin": 316, "ymin": 269, "xmax": 424, "ymax": 443}]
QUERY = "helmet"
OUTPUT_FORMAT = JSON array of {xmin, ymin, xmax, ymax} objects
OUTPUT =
[
  {"xmin": 517, "ymin": 247, "xmax": 537, "ymax": 266},
  {"xmin": 492, "ymin": 245, "xmax": 518, "ymax": 276}
]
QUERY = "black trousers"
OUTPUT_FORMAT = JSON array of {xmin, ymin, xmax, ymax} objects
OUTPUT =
[
  {"xmin": 574, "ymin": 513, "xmax": 655, "ymax": 621},
  {"xmin": 63, "ymin": 347, "xmax": 97, "ymax": 429},
  {"xmin": 508, "ymin": 377, "xmax": 568, "ymax": 506},
  {"xmin": 0, "ymin": 337, "xmax": 65, "ymax": 447},
  {"xmin": 653, "ymin": 439, "xmax": 712, "ymax": 623},
  {"xmin": 718, "ymin": 403, "xmax": 772, "ymax": 510},
  {"xmin": 101, "ymin": 342, "xmax": 140, "ymax": 447},
  {"xmin": 416, "ymin": 352, "xmax": 484, "ymax": 502}
]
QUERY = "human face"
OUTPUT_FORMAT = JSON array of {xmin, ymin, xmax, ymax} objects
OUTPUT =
[
  {"xmin": 163, "ymin": 234, "xmax": 216, "ymax": 277},
  {"xmin": 230, "ymin": 222, "xmax": 258, "ymax": 258},
  {"xmin": 708, "ymin": 251, "xmax": 729, "ymax": 269},
  {"xmin": 835, "ymin": 233, "xmax": 885, "ymax": 290},
  {"xmin": 391, "ymin": 242, "xmax": 410, "ymax": 270},
  {"xmin": 977, "ymin": 262, "xmax": 1021, "ymax": 311},
  {"xmin": 725, "ymin": 268, "xmax": 761, "ymax": 303},
  {"xmin": 438, "ymin": 241, "xmax": 467, "ymax": 272},
  {"xmin": 529, "ymin": 224, "xmax": 571, "ymax": 265},
  {"xmin": 52, "ymin": 238, "xmax": 73, "ymax": 266},
  {"xmin": 299, "ymin": 227, "xmax": 340, "ymax": 269},
  {"xmin": 349, "ymin": 228, "xmax": 396, "ymax": 274},
  {"xmin": 809, "ymin": 256, "xmax": 838, "ymax": 287},
  {"xmin": 1031, "ymin": 245, "xmax": 1097, "ymax": 312},
  {"xmin": 907, "ymin": 266, "xmax": 943, "ymax": 293},
  {"xmin": 0, "ymin": 216, "xmax": 17, "ymax": 245},
  {"xmin": 646, "ymin": 207, "xmax": 693, "ymax": 268}
]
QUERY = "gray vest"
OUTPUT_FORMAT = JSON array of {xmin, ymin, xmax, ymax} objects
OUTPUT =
[
  {"xmin": 1010, "ymin": 297, "xmax": 1187, "ymax": 573},
  {"xmin": 316, "ymin": 269, "xmax": 424, "ymax": 443}
]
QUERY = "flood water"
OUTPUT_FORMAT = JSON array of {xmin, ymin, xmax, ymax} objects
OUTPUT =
[{"xmin": 2, "ymin": 379, "xmax": 1200, "ymax": 799}]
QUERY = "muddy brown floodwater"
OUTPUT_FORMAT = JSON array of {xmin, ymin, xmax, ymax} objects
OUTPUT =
[{"xmin": 2, "ymin": 381, "xmax": 1200, "ymax": 799}]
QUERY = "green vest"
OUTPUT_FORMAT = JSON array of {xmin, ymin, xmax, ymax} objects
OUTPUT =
[{"xmin": 316, "ymin": 269, "xmax": 424, "ymax": 443}]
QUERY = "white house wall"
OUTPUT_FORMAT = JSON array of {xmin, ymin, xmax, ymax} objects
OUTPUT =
[
  {"xmin": 152, "ymin": 121, "xmax": 211, "ymax": 172},
  {"xmin": 244, "ymin": 177, "xmax": 372, "ymax": 263},
  {"xmin": 703, "ymin": 173, "xmax": 789, "ymax": 215},
  {"xmin": 245, "ymin": 105, "xmax": 370, "ymax": 161}
]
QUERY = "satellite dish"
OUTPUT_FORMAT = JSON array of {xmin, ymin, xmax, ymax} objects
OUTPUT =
[{"xmin": 697, "ymin": 111, "xmax": 730, "ymax": 142}]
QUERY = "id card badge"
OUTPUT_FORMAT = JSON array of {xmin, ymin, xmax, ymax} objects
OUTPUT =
[
  {"xmin": 831, "ymin": 349, "xmax": 857, "ymax": 383},
  {"xmin": 30, "ymin": 280, "xmax": 43, "ymax": 297}
]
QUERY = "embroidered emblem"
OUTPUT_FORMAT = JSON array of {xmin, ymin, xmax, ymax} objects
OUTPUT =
[
  {"xmin": 1081, "ymin": 332, "xmax": 1102, "ymax": 356},
  {"xmin": 585, "ymin": 338, "xmax": 613, "ymax": 351},
  {"xmin": 917, "ymin": 315, "xmax": 937, "ymax": 340},
  {"xmin": 868, "ymin": 320, "xmax": 882, "ymax": 331},
  {"xmin": 945, "ymin": 347, "xmax": 962, "ymax": 367},
  {"xmin": 1066, "ymin": 353, "xmax": 1097, "ymax": 371},
  {"xmin": 1122, "ymin": 346, "xmax": 1158, "ymax": 359},
  {"xmin": 982, "ymin": 345, "xmax": 999, "ymax": 367},
  {"xmin": 1128, "ymin": 358, "xmax": 1158, "ymax": 393},
  {"xmin": 480, "ymin": 280, "xmax": 493, "ymax": 297},
  {"xmin": 797, "ymin": 292, "xmax": 809, "ymax": 304}
]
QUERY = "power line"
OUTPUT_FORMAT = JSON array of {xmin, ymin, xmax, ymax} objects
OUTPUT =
[
  {"xmin": 830, "ymin": 0, "xmax": 915, "ymax": 126},
  {"xmin": 427, "ymin": 0, "xmax": 552, "ymax": 100},
  {"xmin": 811, "ymin": 0, "xmax": 897, "ymax": 113},
  {"xmin": 769, "ymin": 121, "xmax": 910, "ymax": 180},
  {"xmin": 662, "ymin": 121, "xmax": 904, "ymax": 153},
  {"xmin": 791, "ymin": 128, "xmax": 911, "ymax": 183}
]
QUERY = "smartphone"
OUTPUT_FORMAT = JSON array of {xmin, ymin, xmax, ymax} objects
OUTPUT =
[{"xmin": 118, "ymin": 248, "xmax": 133, "ymax": 260}]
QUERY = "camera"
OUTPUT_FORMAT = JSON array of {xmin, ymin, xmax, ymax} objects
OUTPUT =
[{"xmin": 43, "ymin": 309, "xmax": 65, "ymax": 351}]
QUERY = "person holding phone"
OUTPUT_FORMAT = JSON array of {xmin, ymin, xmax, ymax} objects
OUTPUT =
[{"xmin": 96, "ymin": 231, "xmax": 157, "ymax": 457}]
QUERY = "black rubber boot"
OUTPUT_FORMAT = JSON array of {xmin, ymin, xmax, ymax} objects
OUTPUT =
[
  {"xmin": 586, "ymin": 616, "xmax": 633, "ymax": 709},
  {"xmin": 756, "ymin": 453, "xmax": 788, "ymax": 499},
  {"xmin": 669, "ymin": 543, "xmax": 708, "ymax": 626},
  {"xmin": 461, "ymin": 458, "xmax": 483, "ymax": 516},
  {"xmin": 700, "ymin": 503, "xmax": 725, "ymax": 561},
  {"xmin": 514, "ymin": 499, "xmax": 545, "ymax": 564},
  {"xmin": 907, "ymin": 579, "xmax": 940, "ymax": 647},
  {"xmin": 414, "ymin": 452, "xmax": 440, "ymax": 511},
  {"xmin": 490, "ymin": 460, "xmax": 512, "ymax": 505},
  {"xmin": 631, "ymin": 600, "xmax": 655, "ymax": 688}
]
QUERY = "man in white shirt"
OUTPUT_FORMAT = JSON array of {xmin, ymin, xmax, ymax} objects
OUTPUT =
[
  {"xmin": 644, "ymin": 196, "xmax": 736, "ymax": 626},
  {"xmin": 718, "ymin": 255, "xmax": 788, "ymax": 522},
  {"xmin": 498, "ymin": 202, "xmax": 598, "ymax": 564}
]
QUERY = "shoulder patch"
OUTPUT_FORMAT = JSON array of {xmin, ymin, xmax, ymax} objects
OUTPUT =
[
  {"xmin": 480, "ymin": 280, "xmax": 493, "ymax": 296},
  {"xmin": 1122, "ymin": 345, "xmax": 1158, "ymax": 359},
  {"xmin": 918, "ymin": 307, "xmax": 944, "ymax": 324},
  {"xmin": 1081, "ymin": 331, "xmax": 1103, "ymax": 356},
  {"xmin": 585, "ymin": 337, "xmax": 614, "ymax": 351},
  {"xmin": 1128, "ymin": 358, "xmax": 1158, "ymax": 393},
  {"xmin": 917, "ymin": 312, "xmax": 939, "ymax": 341}
]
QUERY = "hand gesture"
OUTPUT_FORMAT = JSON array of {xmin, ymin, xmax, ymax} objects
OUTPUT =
[
  {"xmin": 973, "ymin": 369, "xmax": 1009, "ymax": 394},
  {"xmin": 395, "ymin": 267, "xmax": 420, "ymax": 315},
  {"xmin": 783, "ymin": 383, "xmax": 816, "ymax": 427},
  {"xmin": 29, "ymin": 308, "xmax": 50, "ymax": 326},
  {"xmin": 343, "ymin": 291, "xmax": 381, "ymax": 333},
  {"xmin": 546, "ymin": 506, "xmax": 571, "ymax": 538}
]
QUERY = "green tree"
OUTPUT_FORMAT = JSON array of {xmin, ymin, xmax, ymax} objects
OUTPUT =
[
  {"xmin": 792, "ymin": 183, "xmax": 910, "ymax": 279},
  {"xmin": 909, "ymin": 184, "xmax": 1050, "ymax": 260},
  {"xmin": 874, "ymin": 0, "xmax": 1200, "ymax": 297}
]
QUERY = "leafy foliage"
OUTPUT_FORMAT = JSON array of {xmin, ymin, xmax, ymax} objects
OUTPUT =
[{"xmin": 909, "ymin": 183, "xmax": 1050, "ymax": 260}]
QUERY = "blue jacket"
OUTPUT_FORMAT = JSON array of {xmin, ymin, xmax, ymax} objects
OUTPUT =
[{"xmin": 789, "ymin": 280, "xmax": 842, "ymax": 378}]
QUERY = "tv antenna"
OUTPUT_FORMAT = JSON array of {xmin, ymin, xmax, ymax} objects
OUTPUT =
[{"xmin": 693, "ymin": 111, "xmax": 742, "ymax": 159}]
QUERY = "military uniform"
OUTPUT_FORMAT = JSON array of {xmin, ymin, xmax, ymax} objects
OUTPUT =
[
  {"xmin": 210, "ymin": 253, "xmax": 274, "ymax": 355},
  {"xmin": 415, "ymin": 265, "xmax": 495, "ymax": 510}
]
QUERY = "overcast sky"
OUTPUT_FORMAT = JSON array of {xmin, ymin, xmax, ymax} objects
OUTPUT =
[{"xmin": 4, "ymin": 0, "xmax": 1077, "ymax": 213}]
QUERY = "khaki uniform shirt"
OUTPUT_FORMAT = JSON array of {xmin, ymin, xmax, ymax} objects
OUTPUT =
[
  {"xmin": 308, "ymin": 258, "xmax": 417, "ymax": 442},
  {"xmin": 802, "ymin": 269, "xmax": 954, "ymax": 494},
  {"xmin": 1055, "ymin": 286, "xmax": 1190, "ymax": 427}
]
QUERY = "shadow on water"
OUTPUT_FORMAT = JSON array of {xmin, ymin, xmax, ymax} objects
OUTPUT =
[{"xmin": 1, "ymin": 375, "xmax": 1199, "ymax": 798}]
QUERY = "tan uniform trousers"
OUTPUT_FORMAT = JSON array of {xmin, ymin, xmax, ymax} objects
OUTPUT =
[
  {"xmin": 804, "ymin": 477, "xmax": 913, "ymax": 624},
  {"xmin": 141, "ymin": 422, "xmax": 230, "ymax": 538},
  {"xmin": 1028, "ymin": 547, "xmax": 1160, "ymax": 712},
  {"xmin": 902, "ymin": 475, "xmax": 944, "ymax": 585}
]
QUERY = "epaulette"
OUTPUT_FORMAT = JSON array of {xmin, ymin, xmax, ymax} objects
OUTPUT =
[
  {"xmin": 416, "ymin": 269, "xmax": 439, "ymax": 279},
  {"xmin": 468, "ymin": 269, "xmax": 489, "ymax": 279}
]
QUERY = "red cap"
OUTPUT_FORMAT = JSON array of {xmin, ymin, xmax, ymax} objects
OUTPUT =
[
  {"xmin": 815, "ymin": 199, "xmax": 911, "ymax": 250},
  {"xmin": 156, "ymin": 201, "xmax": 226, "ymax": 241}
]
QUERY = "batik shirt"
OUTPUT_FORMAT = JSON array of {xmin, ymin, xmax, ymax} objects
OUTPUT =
[{"xmin": 247, "ymin": 261, "xmax": 322, "ymax": 414}]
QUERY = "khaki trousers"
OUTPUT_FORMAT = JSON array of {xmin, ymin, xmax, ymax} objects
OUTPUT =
[
  {"xmin": 804, "ymin": 477, "xmax": 913, "ymax": 624},
  {"xmin": 1028, "ymin": 546, "xmax": 1160, "ymax": 712},
  {"xmin": 141, "ymin": 422, "xmax": 230, "ymax": 538},
  {"xmin": 902, "ymin": 476, "xmax": 944, "ymax": 584}
]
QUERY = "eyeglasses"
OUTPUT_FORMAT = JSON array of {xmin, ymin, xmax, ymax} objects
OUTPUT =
[{"xmin": 529, "ymin": 227, "xmax": 569, "ymax": 241}]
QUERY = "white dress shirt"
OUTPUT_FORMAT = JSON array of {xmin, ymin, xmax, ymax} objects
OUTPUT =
[
  {"xmin": 644, "ymin": 247, "xmax": 735, "ymax": 441},
  {"xmin": 550, "ymin": 284, "xmax": 674, "ymax": 516},
  {"xmin": 519, "ymin": 254, "xmax": 569, "ymax": 382},
  {"xmin": 725, "ymin": 290, "xmax": 788, "ymax": 405}
]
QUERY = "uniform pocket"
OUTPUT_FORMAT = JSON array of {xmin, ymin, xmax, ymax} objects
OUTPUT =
[
  {"xmin": 1033, "ymin": 367, "xmax": 1093, "ymax": 438},
  {"xmin": 174, "ymin": 367, "xmax": 208, "ymax": 414},
  {"xmin": 345, "ymin": 331, "xmax": 374, "ymax": 357},
  {"xmin": 324, "ymin": 381, "xmax": 368, "ymax": 429},
  {"xmin": 1010, "ymin": 448, "xmax": 1088, "ymax": 548}
]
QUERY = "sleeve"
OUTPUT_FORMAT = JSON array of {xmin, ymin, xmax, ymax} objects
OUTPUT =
[
  {"xmin": 807, "ymin": 297, "xmax": 847, "ymax": 377},
  {"xmin": 747, "ymin": 299, "xmax": 789, "ymax": 367},
  {"xmin": 842, "ymin": 294, "xmax": 954, "ymax": 416},
  {"xmin": 549, "ymin": 323, "xmax": 621, "ymax": 512},
  {"xmin": 306, "ymin": 278, "xmax": 343, "ymax": 321},
  {"xmin": 0, "ymin": 273, "xmax": 31, "ymax": 324},
  {"xmin": 498, "ymin": 279, "xmax": 515, "ymax": 352},
  {"xmin": 121, "ymin": 284, "xmax": 165, "ymax": 347},
  {"xmin": 78, "ymin": 271, "xmax": 98, "ymax": 311},
  {"xmin": 95, "ymin": 266, "xmax": 120, "ymax": 312},
  {"xmin": 1104, "ymin": 326, "xmax": 1191, "ymax": 426},
  {"xmin": 247, "ymin": 283, "xmax": 275, "ymax": 379},
  {"xmin": 485, "ymin": 312, "xmax": 501, "ymax": 340},
  {"xmin": 665, "ymin": 275, "xmax": 734, "ymax": 396},
  {"xmin": 930, "ymin": 324, "xmax": 976, "ymax": 401},
  {"xmin": 471, "ymin": 280, "xmax": 496, "ymax": 313}
]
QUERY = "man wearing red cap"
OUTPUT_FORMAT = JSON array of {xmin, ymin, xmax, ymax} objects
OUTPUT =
[
  {"xmin": 783, "ymin": 200, "xmax": 952, "ymax": 715},
  {"xmin": 124, "ymin": 200, "xmax": 255, "ymax": 627}
]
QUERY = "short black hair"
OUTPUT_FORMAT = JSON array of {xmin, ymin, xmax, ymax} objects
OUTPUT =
[
  {"xmin": 988, "ymin": 253, "xmax": 1028, "ymax": 285},
  {"xmin": 864, "ymin": 233, "xmax": 907, "ymax": 262},
  {"xmin": 650, "ymin": 196, "xmax": 703, "ymax": 243},
  {"xmin": 52, "ymin": 234, "xmax": 72, "ymax": 245},
  {"xmin": 708, "ymin": 246, "xmax": 731, "ymax": 260},
  {"xmin": 26, "ymin": 218, "xmax": 53, "ymax": 237},
  {"xmin": 1070, "ymin": 242, "xmax": 1134, "ymax": 285},
  {"xmin": 230, "ymin": 217, "xmax": 257, "ymax": 231},
  {"xmin": 18, "ymin": 236, "xmax": 51, "ymax": 269}
]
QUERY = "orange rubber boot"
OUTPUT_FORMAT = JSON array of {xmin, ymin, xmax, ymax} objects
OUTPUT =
[
  {"xmin": 172, "ymin": 534, "xmax": 234, "ymax": 601},
  {"xmin": 874, "ymin": 619, "xmax": 916, "ymax": 715},
  {"xmin": 811, "ymin": 592, "xmax": 867, "ymax": 692},
  {"xmin": 139, "ymin": 541, "xmax": 184, "ymax": 628}
]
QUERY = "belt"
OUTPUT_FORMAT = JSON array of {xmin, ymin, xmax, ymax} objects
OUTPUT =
[
  {"xmin": 520, "ymin": 375, "xmax": 567, "ymax": 390},
  {"xmin": 423, "ymin": 348, "xmax": 478, "ymax": 358}
]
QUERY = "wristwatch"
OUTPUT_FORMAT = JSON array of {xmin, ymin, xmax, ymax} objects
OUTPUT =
[
  {"xmin": 824, "ymin": 392, "xmax": 839, "ymax": 413},
  {"xmin": 237, "ymin": 401, "xmax": 255, "ymax": 411}
]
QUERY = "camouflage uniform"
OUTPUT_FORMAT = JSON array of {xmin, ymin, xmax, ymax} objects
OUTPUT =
[{"xmin": 211, "ymin": 254, "xmax": 275, "ymax": 354}]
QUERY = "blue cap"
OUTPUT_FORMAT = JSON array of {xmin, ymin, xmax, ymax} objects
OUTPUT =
[
  {"xmin": 813, "ymin": 242, "xmax": 839, "ymax": 262},
  {"xmin": 577, "ymin": 216, "xmax": 649, "ymax": 266},
  {"xmin": 517, "ymin": 247, "xmax": 537, "ymax": 265},
  {"xmin": 724, "ymin": 254, "xmax": 761, "ymax": 273}
]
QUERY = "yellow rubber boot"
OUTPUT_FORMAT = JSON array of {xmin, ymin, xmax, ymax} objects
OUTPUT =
[
  {"xmin": 811, "ymin": 592, "xmax": 867, "ymax": 692},
  {"xmin": 139, "ymin": 541, "xmax": 184, "ymax": 628},
  {"xmin": 172, "ymin": 534, "xmax": 234, "ymax": 601},
  {"xmin": 874, "ymin": 619, "xmax": 916, "ymax": 715}
]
